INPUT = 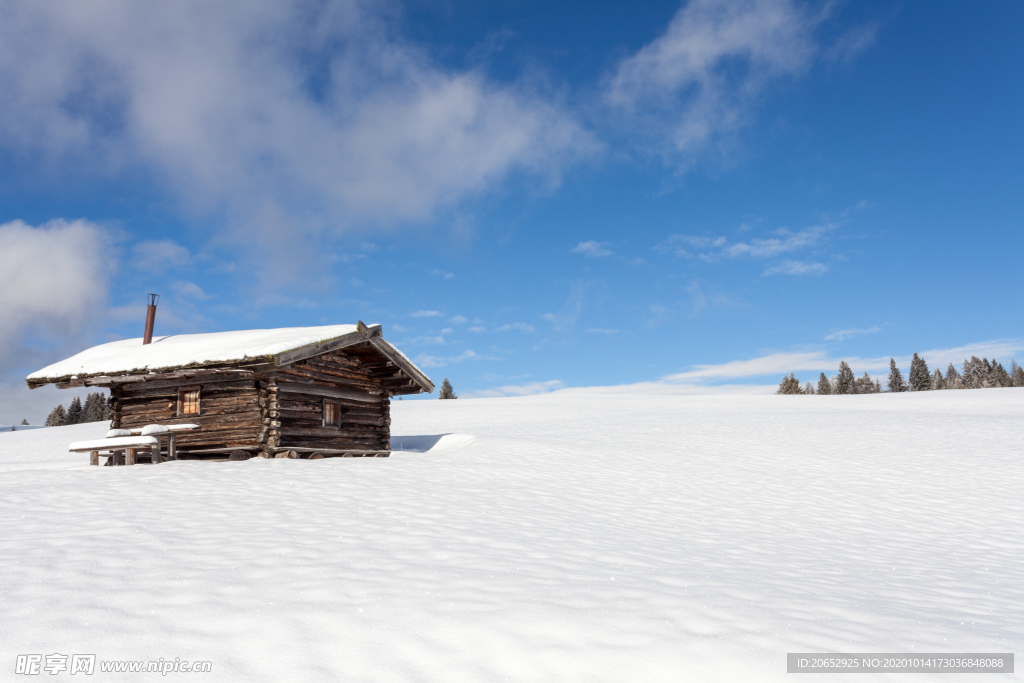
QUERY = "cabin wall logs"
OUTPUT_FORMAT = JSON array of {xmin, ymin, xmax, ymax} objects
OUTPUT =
[
  {"xmin": 116, "ymin": 375, "xmax": 262, "ymax": 452},
  {"xmin": 269, "ymin": 350, "xmax": 390, "ymax": 452},
  {"xmin": 110, "ymin": 349, "xmax": 391, "ymax": 455}
]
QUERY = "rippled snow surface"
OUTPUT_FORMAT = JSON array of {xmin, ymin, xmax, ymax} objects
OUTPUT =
[{"xmin": 1, "ymin": 391, "xmax": 1021, "ymax": 681}]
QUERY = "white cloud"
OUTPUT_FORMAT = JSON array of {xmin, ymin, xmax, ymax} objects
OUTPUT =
[
  {"xmin": 0, "ymin": 1, "xmax": 594, "ymax": 244},
  {"xmin": 390, "ymin": 324, "xmax": 407, "ymax": 333},
  {"xmin": 412, "ymin": 310, "xmax": 443, "ymax": 318},
  {"xmin": 408, "ymin": 335, "xmax": 447, "ymax": 345},
  {"xmin": 464, "ymin": 379, "xmax": 564, "ymax": 398},
  {"xmin": 764, "ymin": 259, "xmax": 827, "ymax": 276},
  {"xmin": 658, "ymin": 338, "xmax": 1024, "ymax": 385},
  {"xmin": 657, "ymin": 226, "xmax": 827, "ymax": 261},
  {"xmin": 440, "ymin": 328, "xmax": 454, "ymax": 335},
  {"xmin": 431, "ymin": 270, "xmax": 455, "ymax": 280},
  {"xmin": 572, "ymin": 240, "xmax": 613, "ymax": 258},
  {"xmin": 131, "ymin": 240, "xmax": 191, "ymax": 271},
  {"xmin": 468, "ymin": 326, "xmax": 486, "ymax": 333},
  {"xmin": 413, "ymin": 349, "xmax": 488, "ymax": 368},
  {"xmin": 607, "ymin": 0, "xmax": 820, "ymax": 159},
  {"xmin": 586, "ymin": 328, "xmax": 620, "ymax": 335},
  {"xmin": 0, "ymin": 219, "xmax": 112, "ymax": 346},
  {"xmin": 449, "ymin": 316, "xmax": 469, "ymax": 325},
  {"xmin": 495, "ymin": 322, "xmax": 535, "ymax": 333},
  {"xmin": 825, "ymin": 326, "xmax": 882, "ymax": 341},
  {"xmin": 171, "ymin": 281, "xmax": 210, "ymax": 300}
]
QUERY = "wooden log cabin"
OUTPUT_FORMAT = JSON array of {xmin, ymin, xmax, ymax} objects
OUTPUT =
[{"xmin": 27, "ymin": 321, "xmax": 433, "ymax": 460}]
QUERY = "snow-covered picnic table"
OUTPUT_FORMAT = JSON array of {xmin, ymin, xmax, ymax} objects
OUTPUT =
[{"xmin": 68, "ymin": 424, "xmax": 200, "ymax": 465}]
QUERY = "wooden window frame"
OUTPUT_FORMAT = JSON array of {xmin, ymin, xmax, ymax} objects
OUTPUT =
[
  {"xmin": 323, "ymin": 399, "xmax": 341, "ymax": 428},
  {"xmin": 177, "ymin": 385, "xmax": 201, "ymax": 417}
]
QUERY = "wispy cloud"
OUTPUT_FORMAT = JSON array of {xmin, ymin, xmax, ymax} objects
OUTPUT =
[
  {"xmin": 657, "ymin": 225, "xmax": 828, "ymax": 261},
  {"xmin": 131, "ymin": 240, "xmax": 192, "ymax": 271},
  {"xmin": 606, "ymin": 0, "xmax": 820, "ymax": 160},
  {"xmin": 0, "ymin": 1, "xmax": 595, "ymax": 259},
  {"xmin": 430, "ymin": 270, "xmax": 455, "ymax": 280},
  {"xmin": 412, "ymin": 310, "xmax": 443, "ymax": 318},
  {"xmin": 659, "ymin": 338, "xmax": 1024, "ymax": 384},
  {"xmin": 495, "ymin": 322, "xmax": 535, "ymax": 333},
  {"xmin": 764, "ymin": 259, "xmax": 827, "ymax": 276},
  {"xmin": 449, "ymin": 315, "xmax": 468, "ymax": 325},
  {"xmin": 825, "ymin": 326, "xmax": 882, "ymax": 341},
  {"xmin": 572, "ymin": 240, "xmax": 613, "ymax": 258},
  {"xmin": 586, "ymin": 328, "xmax": 619, "ymax": 335},
  {"xmin": 464, "ymin": 380, "xmax": 564, "ymax": 398},
  {"xmin": 0, "ymin": 219, "xmax": 112, "ymax": 347},
  {"xmin": 414, "ymin": 349, "xmax": 493, "ymax": 368}
]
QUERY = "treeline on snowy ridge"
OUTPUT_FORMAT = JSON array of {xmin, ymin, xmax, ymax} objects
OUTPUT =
[
  {"xmin": 777, "ymin": 355, "xmax": 1024, "ymax": 395},
  {"xmin": 44, "ymin": 392, "xmax": 111, "ymax": 426}
]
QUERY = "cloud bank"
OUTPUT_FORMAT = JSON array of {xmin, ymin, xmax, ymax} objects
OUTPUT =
[{"xmin": 0, "ymin": 0, "xmax": 594, "ymax": 243}]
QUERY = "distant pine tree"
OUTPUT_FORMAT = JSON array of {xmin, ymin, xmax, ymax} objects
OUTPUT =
[
  {"xmin": 962, "ymin": 356, "xmax": 984, "ymax": 389},
  {"xmin": 816, "ymin": 372, "xmax": 832, "ymax": 395},
  {"xmin": 65, "ymin": 396, "xmax": 83, "ymax": 424},
  {"xmin": 854, "ymin": 372, "xmax": 878, "ymax": 393},
  {"xmin": 438, "ymin": 378, "xmax": 458, "ymax": 399},
  {"xmin": 887, "ymin": 358, "xmax": 907, "ymax": 393},
  {"xmin": 776, "ymin": 373, "xmax": 804, "ymax": 394},
  {"xmin": 908, "ymin": 353, "xmax": 931, "ymax": 391},
  {"xmin": 81, "ymin": 392, "xmax": 108, "ymax": 423},
  {"xmin": 931, "ymin": 368, "xmax": 945, "ymax": 390},
  {"xmin": 991, "ymin": 361, "xmax": 1011, "ymax": 387},
  {"xmin": 835, "ymin": 361, "xmax": 855, "ymax": 394},
  {"xmin": 945, "ymin": 363, "xmax": 962, "ymax": 389},
  {"xmin": 1012, "ymin": 360, "xmax": 1024, "ymax": 387},
  {"xmin": 45, "ymin": 404, "xmax": 67, "ymax": 426},
  {"xmin": 21, "ymin": 418, "xmax": 29, "ymax": 425},
  {"xmin": 803, "ymin": 381, "xmax": 815, "ymax": 395}
]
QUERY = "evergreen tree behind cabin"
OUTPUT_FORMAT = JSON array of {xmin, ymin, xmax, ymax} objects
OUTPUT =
[
  {"xmin": 1012, "ymin": 360, "xmax": 1024, "ymax": 387},
  {"xmin": 992, "ymin": 361, "xmax": 1011, "ymax": 387},
  {"xmin": 438, "ymin": 378, "xmax": 458, "ymax": 399},
  {"xmin": 932, "ymin": 368, "xmax": 945, "ymax": 390},
  {"xmin": 65, "ymin": 396, "xmax": 83, "ymax": 424},
  {"xmin": 803, "ymin": 382, "xmax": 815, "ymax": 395},
  {"xmin": 887, "ymin": 358, "xmax": 906, "ymax": 392},
  {"xmin": 835, "ymin": 361, "xmax": 855, "ymax": 394},
  {"xmin": 908, "ymin": 353, "xmax": 931, "ymax": 391},
  {"xmin": 776, "ymin": 373, "xmax": 804, "ymax": 394},
  {"xmin": 816, "ymin": 372, "xmax": 832, "ymax": 395},
  {"xmin": 854, "ymin": 372, "xmax": 879, "ymax": 393},
  {"xmin": 45, "ymin": 404, "xmax": 66, "ymax": 426},
  {"xmin": 21, "ymin": 419, "xmax": 28, "ymax": 425},
  {"xmin": 946, "ymin": 363, "xmax": 963, "ymax": 389}
]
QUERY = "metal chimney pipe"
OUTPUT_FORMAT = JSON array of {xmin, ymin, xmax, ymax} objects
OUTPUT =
[{"xmin": 143, "ymin": 293, "xmax": 159, "ymax": 345}]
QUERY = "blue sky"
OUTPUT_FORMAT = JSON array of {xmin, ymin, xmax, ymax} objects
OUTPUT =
[{"xmin": 1, "ymin": 0, "xmax": 1021, "ymax": 422}]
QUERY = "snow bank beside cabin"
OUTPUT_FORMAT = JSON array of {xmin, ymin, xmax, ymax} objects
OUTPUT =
[{"xmin": 0, "ymin": 390, "xmax": 1022, "ymax": 681}]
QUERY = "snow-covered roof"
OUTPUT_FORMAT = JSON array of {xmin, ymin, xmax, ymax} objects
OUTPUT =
[{"xmin": 27, "ymin": 324, "xmax": 430, "ymax": 391}]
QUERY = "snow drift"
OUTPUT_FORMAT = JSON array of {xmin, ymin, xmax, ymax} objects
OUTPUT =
[{"xmin": 0, "ymin": 390, "xmax": 1021, "ymax": 681}]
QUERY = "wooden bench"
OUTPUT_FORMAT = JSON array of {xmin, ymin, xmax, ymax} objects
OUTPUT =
[{"xmin": 69, "ymin": 424, "xmax": 200, "ymax": 465}]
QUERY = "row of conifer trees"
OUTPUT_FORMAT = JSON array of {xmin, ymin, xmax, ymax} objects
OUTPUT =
[
  {"xmin": 777, "ymin": 355, "xmax": 1024, "ymax": 395},
  {"xmin": 44, "ymin": 393, "xmax": 111, "ymax": 426}
]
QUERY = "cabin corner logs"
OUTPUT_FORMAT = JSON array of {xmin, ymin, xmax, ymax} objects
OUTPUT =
[{"xmin": 109, "ymin": 345, "xmax": 404, "ymax": 460}]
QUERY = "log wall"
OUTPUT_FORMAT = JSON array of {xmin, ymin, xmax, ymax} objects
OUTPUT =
[
  {"xmin": 116, "ymin": 374, "xmax": 263, "ymax": 452},
  {"xmin": 109, "ymin": 349, "xmax": 392, "ymax": 457},
  {"xmin": 268, "ymin": 350, "xmax": 390, "ymax": 452}
]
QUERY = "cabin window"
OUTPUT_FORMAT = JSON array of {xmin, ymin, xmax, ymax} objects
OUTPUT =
[
  {"xmin": 178, "ymin": 386, "xmax": 201, "ymax": 416},
  {"xmin": 323, "ymin": 400, "xmax": 340, "ymax": 427}
]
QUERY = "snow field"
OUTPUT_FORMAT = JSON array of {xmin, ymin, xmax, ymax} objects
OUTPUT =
[{"xmin": 0, "ymin": 390, "xmax": 1021, "ymax": 681}]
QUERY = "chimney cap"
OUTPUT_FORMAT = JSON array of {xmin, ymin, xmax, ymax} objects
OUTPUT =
[{"xmin": 148, "ymin": 293, "xmax": 160, "ymax": 307}]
